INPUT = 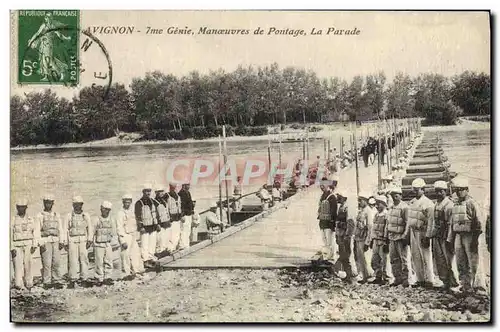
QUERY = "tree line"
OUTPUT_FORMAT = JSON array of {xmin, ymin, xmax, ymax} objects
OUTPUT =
[{"xmin": 10, "ymin": 64, "xmax": 490, "ymax": 146}]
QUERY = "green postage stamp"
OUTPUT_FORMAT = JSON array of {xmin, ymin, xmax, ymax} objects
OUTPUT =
[{"xmin": 17, "ymin": 10, "xmax": 80, "ymax": 85}]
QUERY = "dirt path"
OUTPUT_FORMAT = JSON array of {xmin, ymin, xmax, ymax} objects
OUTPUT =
[{"xmin": 11, "ymin": 268, "xmax": 490, "ymax": 323}]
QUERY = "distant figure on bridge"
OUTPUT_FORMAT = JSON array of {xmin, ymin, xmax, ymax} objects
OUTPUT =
[
  {"xmin": 256, "ymin": 184, "xmax": 272, "ymax": 210},
  {"xmin": 233, "ymin": 176, "xmax": 243, "ymax": 212}
]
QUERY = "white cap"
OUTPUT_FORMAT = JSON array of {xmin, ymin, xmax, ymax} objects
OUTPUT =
[
  {"xmin": 452, "ymin": 177, "xmax": 469, "ymax": 189},
  {"xmin": 72, "ymin": 196, "xmax": 84, "ymax": 203},
  {"xmin": 122, "ymin": 193, "xmax": 133, "ymax": 200},
  {"xmin": 101, "ymin": 201, "xmax": 113, "ymax": 209},
  {"xmin": 210, "ymin": 201, "xmax": 218, "ymax": 208},
  {"xmin": 143, "ymin": 183, "xmax": 152, "ymax": 190},
  {"xmin": 16, "ymin": 198, "xmax": 28, "ymax": 206},
  {"xmin": 368, "ymin": 197, "xmax": 376, "ymax": 205},
  {"xmin": 411, "ymin": 178, "xmax": 426, "ymax": 188},
  {"xmin": 390, "ymin": 186, "xmax": 403, "ymax": 194},
  {"xmin": 433, "ymin": 181, "xmax": 448, "ymax": 190},
  {"xmin": 375, "ymin": 195, "xmax": 388, "ymax": 205},
  {"xmin": 358, "ymin": 192, "xmax": 371, "ymax": 200},
  {"xmin": 154, "ymin": 186, "xmax": 165, "ymax": 192},
  {"xmin": 43, "ymin": 194, "xmax": 55, "ymax": 201}
]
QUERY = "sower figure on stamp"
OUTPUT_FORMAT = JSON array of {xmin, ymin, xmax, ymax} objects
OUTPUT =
[
  {"xmin": 135, "ymin": 184, "xmax": 158, "ymax": 268},
  {"xmin": 369, "ymin": 195, "xmax": 390, "ymax": 285},
  {"xmin": 448, "ymin": 177, "xmax": 486, "ymax": 294},
  {"xmin": 11, "ymin": 199, "xmax": 38, "ymax": 291},
  {"xmin": 93, "ymin": 201, "xmax": 116, "ymax": 286},
  {"xmin": 387, "ymin": 186, "xmax": 410, "ymax": 288},
  {"xmin": 116, "ymin": 194, "xmax": 144, "ymax": 281},
  {"xmin": 153, "ymin": 186, "xmax": 171, "ymax": 256},
  {"xmin": 65, "ymin": 196, "xmax": 93, "ymax": 289},
  {"xmin": 36, "ymin": 194, "xmax": 66, "ymax": 289},
  {"xmin": 333, "ymin": 191, "xmax": 355, "ymax": 283},
  {"xmin": 431, "ymin": 181, "xmax": 459, "ymax": 290},
  {"xmin": 27, "ymin": 12, "xmax": 71, "ymax": 82},
  {"xmin": 353, "ymin": 192, "xmax": 373, "ymax": 284},
  {"xmin": 165, "ymin": 183, "xmax": 182, "ymax": 252},
  {"xmin": 408, "ymin": 178, "xmax": 436, "ymax": 289}
]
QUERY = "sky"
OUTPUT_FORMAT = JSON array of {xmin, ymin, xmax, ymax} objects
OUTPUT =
[{"xmin": 10, "ymin": 10, "xmax": 490, "ymax": 98}]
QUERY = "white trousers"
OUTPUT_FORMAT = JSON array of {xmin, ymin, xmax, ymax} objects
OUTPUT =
[
  {"xmin": 120, "ymin": 233, "xmax": 144, "ymax": 275},
  {"xmin": 157, "ymin": 226, "xmax": 172, "ymax": 252},
  {"xmin": 179, "ymin": 216, "xmax": 192, "ymax": 249},
  {"xmin": 410, "ymin": 228, "xmax": 435, "ymax": 283},
  {"xmin": 140, "ymin": 231, "xmax": 157, "ymax": 262},
  {"xmin": 168, "ymin": 221, "xmax": 181, "ymax": 251}
]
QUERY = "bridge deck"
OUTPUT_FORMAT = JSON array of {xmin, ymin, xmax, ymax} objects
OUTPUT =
[{"xmin": 165, "ymin": 163, "xmax": 380, "ymax": 269}]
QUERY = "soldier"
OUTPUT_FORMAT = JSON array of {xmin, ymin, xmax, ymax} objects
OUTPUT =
[
  {"xmin": 92, "ymin": 201, "xmax": 116, "ymax": 286},
  {"xmin": 387, "ymin": 186, "xmax": 410, "ymax": 287},
  {"xmin": 65, "ymin": 196, "xmax": 93, "ymax": 289},
  {"xmin": 431, "ymin": 181, "xmax": 459, "ymax": 290},
  {"xmin": 334, "ymin": 191, "xmax": 355, "ymax": 283},
  {"xmin": 11, "ymin": 199, "xmax": 37, "ymax": 290},
  {"xmin": 408, "ymin": 178, "xmax": 435, "ymax": 288},
  {"xmin": 205, "ymin": 201, "xmax": 225, "ymax": 234},
  {"xmin": 165, "ymin": 183, "xmax": 182, "ymax": 252},
  {"xmin": 256, "ymin": 184, "xmax": 272, "ymax": 210},
  {"xmin": 153, "ymin": 187, "xmax": 171, "ymax": 255},
  {"xmin": 353, "ymin": 192, "xmax": 373, "ymax": 284},
  {"xmin": 116, "ymin": 194, "xmax": 144, "ymax": 280},
  {"xmin": 233, "ymin": 176, "xmax": 243, "ymax": 212},
  {"xmin": 317, "ymin": 179, "xmax": 337, "ymax": 259},
  {"xmin": 369, "ymin": 195, "xmax": 390, "ymax": 285},
  {"xmin": 448, "ymin": 177, "xmax": 485, "ymax": 294},
  {"xmin": 178, "ymin": 182, "xmax": 195, "ymax": 249},
  {"xmin": 36, "ymin": 194, "xmax": 65, "ymax": 289},
  {"xmin": 135, "ymin": 184, "xmax": 158, "ymax": 267}
]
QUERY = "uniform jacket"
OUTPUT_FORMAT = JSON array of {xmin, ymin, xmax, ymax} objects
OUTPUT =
[
  {"xmin": 35, "ymin": 210, "xmax": 65, "ymax": 245},
  {"xmin": 447, "ymin": 195, "xmax": 482, "ymax": 242},
  {"xmin": 178, "ymin": 189, "xmax": 194, "ymax": 216},
  {"xmin": 318, "ymin": 190, "xmax": 338, "ymax": 222},
  {"xmin": 408, "ymin": 195, "xmax": 435, "ymax": 238},
  {"xmin": 65, "ymin": 211, "xmax": 93, "ymax": 243}
]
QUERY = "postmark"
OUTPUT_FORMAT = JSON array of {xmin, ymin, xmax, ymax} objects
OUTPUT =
[{"xmin": 18, "ymin": 10, "xmax": 80, "ymax": 86}]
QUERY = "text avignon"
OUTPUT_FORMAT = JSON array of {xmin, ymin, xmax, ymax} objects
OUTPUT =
[{"xmin": 86, "ymin": 26, "xmax": 135, "ymax": 34}]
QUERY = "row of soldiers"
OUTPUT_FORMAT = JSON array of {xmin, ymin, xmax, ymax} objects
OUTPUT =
[
  {"xmin": 317, "ymin": 175, "xmax": 488, "ymax": 294},
  {"xmin": 10, "ymin": 182, "xmax": 231, "ymax": 290}
]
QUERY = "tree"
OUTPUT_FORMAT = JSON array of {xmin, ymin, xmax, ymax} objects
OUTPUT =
[{"xmin": 451, "ymin": 71, "xmax": 490, "ymax": 115}]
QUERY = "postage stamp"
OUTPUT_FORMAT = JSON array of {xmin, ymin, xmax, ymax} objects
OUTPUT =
[{"xmin": 17, "ymin": 10, "xmax": 80, "ymax": 85}]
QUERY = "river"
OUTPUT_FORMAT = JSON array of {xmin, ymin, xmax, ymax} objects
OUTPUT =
[{"xmin": 11, "ymin": 122, "xmax": 490, "ymax": 220}]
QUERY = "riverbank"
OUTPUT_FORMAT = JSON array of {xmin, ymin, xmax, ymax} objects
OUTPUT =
[{"xmin": 10, "ymin": 122, "xmax": 379, "ymax": 151}]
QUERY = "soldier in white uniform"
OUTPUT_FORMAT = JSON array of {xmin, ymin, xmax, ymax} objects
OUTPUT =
[
  {"xmin": 116, "ymin": 194, "xmax": 144, "ymax": 280},
  {"xmin": 134, "ymin": 184, "xmax": 158, "ymax": 266},
  {"xmin": 387, "ymin": 186, "xmax": 410, "ymax": 287},
  {"xmin": 431, "ymin": 181, "xmax": 459, "ymax": 290},
  {"xmin": 92, "ymin": 201, "xmax": 116, "ymax": 286},
  {"xmin": 65, "ymin": 196, "xmax": 93, "ymax": 288},
  {"xmin": 153, "ymin": 187, "xmax": 171, "ymax": 255},
  {"xmin": 448, "ymin": 177, "xmax": 486, "ymax": 294},
  {"xmin": 408, "ymin": 178, "xmax": 436, "ymax": 288},
  {"xmin": 165, "ymin": 183, "xmax": 182, "ymax": 252},
  {"xmin": 11, "ymin": 199, "xmax": 38, "ymax": 290},
  {"xmin": 35, "ymin": 194, "xmax": 65, "ymax": 289}
]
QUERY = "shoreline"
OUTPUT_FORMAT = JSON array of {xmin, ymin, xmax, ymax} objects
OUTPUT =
[
  {"xmin": 9, "ymin": 124, "xmax": 359, "ymax": 151},
  {"xmin": 10, "ymin": 119, "xmax": 489, "ymax": 151}
]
